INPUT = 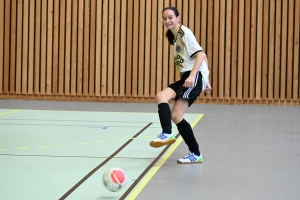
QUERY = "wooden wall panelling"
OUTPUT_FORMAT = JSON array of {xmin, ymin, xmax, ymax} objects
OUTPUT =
[
  {"xmin": 150, "ymin": 0, "xmax": 157, "ymax": 98},
  {"xmin": 243, "ymin": 0, "xmax": 251, "ymax": 100},
  {"xmin": 293, "ymin": 0, "xmax": 300, "ymax": 101},
  {"xmin": 212, "ymin": 0, "xmax": 219, "ymax": 100},
  {"xmin": 3, "ymin": 0, "xmax": 11, "ymax": 94},
  {"xmin": 46, "ymin": 0, "xmax": 53, "ymax": 95},
  {"xmin": 286, "ymin": 0, "xmax": 294, "ymax": 101},
  {"xmin": 218, "ymin": 0, "xmax": 225, "ymax": 100},
  {"xmin": 40, "ymin": 0, "xmax": 47, "ymax": 95},
  {"xmin": 237, "ymin": 0, "xmax": 244, "ymax": 101},
  {"xmin": 132, "ymin": 0, "xmax": 139, "ymax": 97},
  {"xmin": 83, "ymin": 0, "xmax": 90, "ymax": 97},
  {"xmin": 143, "ymin": 0, "xmax": 151, "ymax": 98},
  {"xmin": 280, "ymin": 0, "xmax": 288, "ymax": 101},
  {"xmin": 126, "ymin": 0, "xmax": 133, "ymax": 97},
  {"xmin": 138, "ymin": 0, "xmax": 146, "ymax": 97},
  {"xmin": 22, "ymin": 0, "xmax": 29, "ymax": 95},
  {"xmin": 224, "ymin": 0, "xmax": 231, "ymax": 100},
  {"xmin": 107, "ymin": 0, "xmax": 114, "ymax": 97},
  {"xmin": 274, "ymin": 0, "xmax": 281, "ymax": 101},
  {"xmin": 262, "ymin": 0, "xmax": 269, "ymax": 100},
  {"xmin": 0, "ymin": 0, "xmax": 4, "ymax": 94},
  {"xmin": 95, "ymin": 0, "xmax": 102, "ymax": 97},
  {"xmin": 28, "ymin": 0, "xmax": 35, "ymax": 95},
  {"xmin": 10, "ymin": 0, "xmax": 17, "ymax": 94},
  {"xmin": 64, "ymin": 0, "xmax": 72, "ymax": 96},
  {"xmin": 268, "ymin": 0, "xmax": 275, "ymax": 101},
  {"xmin": 113, "ymin": 0, "xmax": 121, "ymax": 97},
  {"xmin": 119, "ymin": 0, "xmax": 126, "ymax": 97}
]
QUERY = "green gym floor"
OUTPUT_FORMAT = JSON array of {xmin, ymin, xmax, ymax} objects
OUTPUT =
[{"xmin": 0, "ymin": 100, "xmax": 300, "ymax": 200}]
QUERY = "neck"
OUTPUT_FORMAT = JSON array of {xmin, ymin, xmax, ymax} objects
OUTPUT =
[{"xmin": 171, "ymin": 24, "xmax": 181, "ymax": 36}]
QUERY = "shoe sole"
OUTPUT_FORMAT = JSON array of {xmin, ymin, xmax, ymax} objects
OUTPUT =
[
  {"xmin": 149, "ymin": 139, "xmax": 176, "ymax": 148},
  {"xmin": 177, "ymin": 160, "xmax": 203, "ymax": 164}
]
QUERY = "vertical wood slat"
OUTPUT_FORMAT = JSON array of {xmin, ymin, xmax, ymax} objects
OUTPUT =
[
  {"xmin": 34, "ymin": 0, "xmax": 41, "ymax": 95},
  {"xmin": 237, "ymin": 0, "xmax": 244, "ymax": 100},
  {"xmin": 52, "ymin": 0, "xmax": 59, "ymax": 95},
  {"xmin": 249, "ymin": 0, "xmax": 257, "ymax": 100},
  {"xmin": 131, "ymin": 0, "xmax": 139, "ymax": 97},
  {"xmin": 268, "ymin": 0, "xmax": 275, "ymax": 101},
  {"xmin": 119, "ymin": 0, "xmax": 126, "ymax": 97},
  {"xmin": 280, "ymin": 0, "xmax": 288, "ymax": 101},
  {"xmin": 162, "ymin": 0, "xmax": 169, "ymax": 91},
  {"xmin": 150, "ymin": 0, "xmax": 157, "ymax": 97},
  {"xmin": 144, "ymin": 0, "xmax": 151, "ymax": 98},
  {"xmin": 89, "ymin": 0, "xmax": 96, "ymax": 96},
  {"xmin": 156, "ymin": 0, "xmax": 163, "ymax": 95},
  {"xmin": 286, "ymin": 0, "xmax": 294, "ymax": 100},
  {"xmin": 293, "ymin": 0, "xmax": 300, "ymax": 100},
  {"xmin": 64, "ymin": 0, "xmax": 72, "ymax": 96},
  {"xmin": 231, "ymin": 0, "xmax": 238, "ymax": 100},
  {"xmin": 22, "ymin": 0, "xmax": 29, "ymax": 95},
  {"xmin": 16, "ymin": 0, "xmax": 23, "ymax": 94},
  {"xmin": 10, "ymin": 0, "xmax": 17, "ymax": 94},
  {"xmin": 212, "ymin": 0, "xmax": 219, "ymax": 100},
  {"xmin": 40, "ymin": 0, "xmax": 47, "ymax": 95},
  {"xmin": 113, "ymin": 0, "xmax": 120, "ymax": 97},
  {"xmin": 83, "ymin": 0, "xmax": 90, "ymax": 96},
  {"xmin": 0, "ymin": 0, "xmax": 4, "ymax": 94},
  {"xmin": 59, "ymin": 0, "xmax": 66, "ymax": 96},
  {"xmin": 138, "ymin": 0, "xmax": 145, "ymax": 97},
  {"xmin": 107, "ymin": 0, "xmax": 114, "ymax": 97},
  {"xmin": 3, "ymin": 0, "xmax": 11, "ymax": 94},
  {"xmin": 218, "ymin": 0, "xmax": 225, "ymax": 100},
  {"xmin": 243, "ymin": 0, "xmax": 251, "ymax": 100},
  {"xmin": 225, "ymin": 0, "xmax": 231, "ymax": 99},
  {"xmin": 262, "ymin": 0, "xmax": 269, "ymax": 100},
  {"xmin": 27, "ymin": 0, "xmax": 35, "ymax": 95},
  {"xmin": 71, "ymin": 0, "xmax": 78, "ymax": 96},
  {"xmin": 207, "ymin": 0, "xmax": 213, "ymax": 97},
  {"xmin": 274, "ymin": 0, "xmax": 281, "ymax": 101},
  {"xmin": 95, "ymin": 0, "xmax": 102, "ymax": 97},
  {"xmin": 101, "ymin": 0, "xmax": 108, "ymax": 96},
  {"xmin": 256, "ymin": 0, "xmax": 263, "ymax": 100},
  {"xmin": 46, "ymin": 0, "xmax": 53, "ymax": 95},
  {"xmin": 77, "ymin": 0, "xmax": 84, "ymax": 96},
  {"xmin": 125, "ymin": 0, "xmax": 133, "ymax": 97}
]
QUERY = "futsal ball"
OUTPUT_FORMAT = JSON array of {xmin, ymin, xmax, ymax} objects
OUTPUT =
[{"xmin": 102, "ymin": 167, "xmax": 127, "ymax": 192}]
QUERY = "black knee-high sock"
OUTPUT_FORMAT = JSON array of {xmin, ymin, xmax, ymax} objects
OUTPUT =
[
  {"xmin": 158, "ymin": 103, "xmax": 172, "ymax": 134},
  {"xmin": 176, "ymin": 119, "xmax": 200, "ymax": 156}
]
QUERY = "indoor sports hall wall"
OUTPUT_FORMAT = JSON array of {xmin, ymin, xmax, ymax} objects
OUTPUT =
[{"xmin": 0, "ymin": 0, "xmax": 299, "ymax": 106}]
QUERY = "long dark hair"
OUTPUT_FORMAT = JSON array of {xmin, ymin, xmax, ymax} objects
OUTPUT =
[{"xmin": 162, "ymin": 6, "xmax": 180, "ymax": 45}]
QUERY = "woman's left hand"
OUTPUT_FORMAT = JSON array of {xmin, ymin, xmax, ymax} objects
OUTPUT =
[{"xmin": 184, "ymin": 75, "xmax": 195, "ymax": 88}]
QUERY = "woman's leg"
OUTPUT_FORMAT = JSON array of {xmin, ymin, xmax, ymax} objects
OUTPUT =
[
  {"xmin": 150, "ymin": 87, "xmax": 176, "ymax": 148},
  {"xmin": 172, "ymin": 98, "xmax": 200, "ymax": 156},
  {"xmin": 156, "ymin": 87, "xmax": 176, "ymax": 134}
]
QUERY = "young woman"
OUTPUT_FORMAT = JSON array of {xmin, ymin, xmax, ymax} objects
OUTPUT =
[{"xmin": 149, "ymin": 6, "xmax": 211, "ymax": 164}]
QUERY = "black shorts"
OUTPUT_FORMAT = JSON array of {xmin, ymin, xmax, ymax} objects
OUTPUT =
[{"xmin": 168, "ymin": 71, "xmax": 203, "ymax": 107}]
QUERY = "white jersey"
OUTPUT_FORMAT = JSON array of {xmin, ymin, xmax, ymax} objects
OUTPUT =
[{"xmin": 173, "ymin": 25, "xmax": 209, "ymax": 91}]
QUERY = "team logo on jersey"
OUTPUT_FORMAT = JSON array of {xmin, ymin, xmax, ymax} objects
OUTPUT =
[
  {"xmin": 175, "ymin": 55, "xmax": 184, "ymax": 72},
  {"xmin": 176, "ymin": 45, "xmax": 181, "ymax": 52}
]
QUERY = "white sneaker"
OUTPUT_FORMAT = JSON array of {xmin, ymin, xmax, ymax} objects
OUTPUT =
[
  {"xmin": 149, "ymin": 133, "xmax": 176, "ymax": 148},
  {"xmin": 177, "ymin": 152, "xmax": 203, "ymax": 164}
]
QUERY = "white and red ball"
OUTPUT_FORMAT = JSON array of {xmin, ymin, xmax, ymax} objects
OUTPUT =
[{"xmin": 102, "ymin": 167, "xmax": 127, "ymax": 192}]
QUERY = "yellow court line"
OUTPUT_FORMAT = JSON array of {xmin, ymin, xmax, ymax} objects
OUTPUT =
[
  {"xmin": 0, "ymin": 109, "xmax": 19, "ymax": 117},
  {"xmin": 127, "ymin": 114, "xmax": 204, "ymax": 200}
]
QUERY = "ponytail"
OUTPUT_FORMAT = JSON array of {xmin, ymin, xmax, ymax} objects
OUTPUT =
[{"xmin": 166, "ymin": 30, "xmax": 174, "ymax": 45}]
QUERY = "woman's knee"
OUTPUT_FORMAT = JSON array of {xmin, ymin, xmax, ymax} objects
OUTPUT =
[
  {"xmin": 156, "ymin": 89, "xmax": 174, "ymax": 103},
  {"xmin": 171, "ymin": 109, "xmax": 183, "ymax": 124},
  {"xmin": 155, "ymin": 91, "xmax": 165, "ymax": 103}
]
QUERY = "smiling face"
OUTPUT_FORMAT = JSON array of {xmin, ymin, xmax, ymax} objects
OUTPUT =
[{"xmin": 162, "ymin": 9, "xmax": 180, "ymax": 31}]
